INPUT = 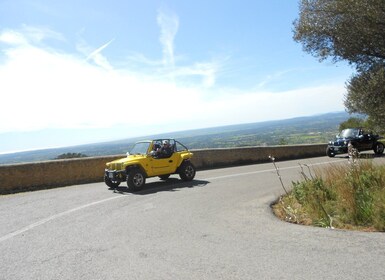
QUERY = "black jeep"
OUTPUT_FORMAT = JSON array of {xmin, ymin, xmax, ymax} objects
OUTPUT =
[{"xmin": 326, "ymin": 128, "xmax": 384, "ymax": 157}]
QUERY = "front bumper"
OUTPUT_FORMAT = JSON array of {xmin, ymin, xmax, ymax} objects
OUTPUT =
[
  {"xmin": 327, "ymin": 145, "xmax": 348, "ymax": 154},
  {"xmin": 105, "ymin": 169, "xmax": 126, "ymax": 182}
]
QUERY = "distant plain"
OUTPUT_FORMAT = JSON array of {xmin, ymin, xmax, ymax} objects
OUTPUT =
[{"xmin": 0, "ymin": 112, "xmax": 350, "ymax": 165}]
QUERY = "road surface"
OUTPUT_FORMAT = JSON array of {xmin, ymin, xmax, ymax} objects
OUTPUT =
[{"xmin": 0, "ymin": 155, "xmax": 384, "ymax": 279}]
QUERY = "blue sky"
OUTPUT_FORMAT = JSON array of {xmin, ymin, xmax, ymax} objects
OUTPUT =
[{"xmin": 0, "ymin": 0, "xmax": 353, "ymax": 154}]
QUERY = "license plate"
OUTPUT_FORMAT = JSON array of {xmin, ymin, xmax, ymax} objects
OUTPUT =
[{"xmin": 108, "ymin": 172, "xmax": 114, "ymax": 179}]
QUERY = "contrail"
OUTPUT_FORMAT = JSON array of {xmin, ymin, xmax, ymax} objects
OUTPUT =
[{"xmin": 86, "ymin": 38, "xmax": 115, "ymax": 61}]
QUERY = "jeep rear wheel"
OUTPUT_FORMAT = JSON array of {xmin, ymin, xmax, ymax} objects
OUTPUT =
[
  {"xmin": 373, "ymin": 142, "xmax": 384, "ymax": 155},
  {"xmin": 179, "ymin": 162, "xmax": 196, "ymax": 181},
  {"xmin": 127, "ymin": 169, "xmax": 146, "ymax": 191},
  {"xmin": 104, "ymin": 175, "xmax": 120, "ymax": 188},
  {"xmin": 326, "ymin": 147, "xmax": 335, "ymax": 157}
]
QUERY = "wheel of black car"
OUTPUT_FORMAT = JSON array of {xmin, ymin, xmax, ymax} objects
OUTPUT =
[
  {"xmin": 373, "ymin": 142, "xmax": 384, "ymax": 155},
  {"xmin": 179, "ymin": 162, "xmax": 196, "ymax": 181},
  {"xmin": 326, "ymin": 147, "xmax": 335, "ymax": 157},
  {"xmin": 104, "ymin": 175, "xmax": 120, "ymax": 188},
  {"xmin": 159, "ymin": 174, "xmax": 171, "ymax": 180},
  {"xmin": 127, "ymin": 169, "xmax": 146, "ymax": 191}
]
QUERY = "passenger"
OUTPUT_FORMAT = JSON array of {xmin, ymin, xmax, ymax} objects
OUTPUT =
[{"xmin": 157, "ymin": 140, "xmax": 173, "ymax": 158}]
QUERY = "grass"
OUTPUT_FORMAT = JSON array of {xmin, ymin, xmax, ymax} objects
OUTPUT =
[{"xmin": 272, "ymin": 159, "xmax": 385, "ymax": 232}]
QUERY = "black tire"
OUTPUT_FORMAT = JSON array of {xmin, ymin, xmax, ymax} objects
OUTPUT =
[
  {"xmin": 373, "ymin": 142, "xmax": 384, "ymax": 155},
  {"xmin": 159, "ymin": 174, "xmax": 171, "ymax": 180},
  {"xmin": 326, "ymin": 147, "xmax": 335, "ymax": 157},
  {"xmin": 179, "ymin": 162, "xmax": 196, "ymax": 181},
  {"xmin": 127, "ymin": 169, "xmax": 146, "ymax": 191},
  {"xmin": 104, "ymin": 175, "xmax": 120, "ymax": 188}
]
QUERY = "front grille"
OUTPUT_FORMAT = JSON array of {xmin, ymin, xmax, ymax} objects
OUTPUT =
[{"xmin": 110, "ymin": 163, "xmax": 123, "ymax": 170}]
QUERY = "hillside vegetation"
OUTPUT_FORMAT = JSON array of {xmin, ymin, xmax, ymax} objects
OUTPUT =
[
  {"xmin": 273, "ymin": 160, "xmax": 385, "ymax": 232},
  {"xmin": 0, "ymin": 112, "xmax": 350, "ymax": 164}
]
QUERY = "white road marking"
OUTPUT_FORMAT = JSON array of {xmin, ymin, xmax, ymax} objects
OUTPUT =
[
  {"xmin": 0, "ymin": 196, "xmax": 122, "ymax": 243},
  {"xmin": 205, "ymin": 159, "xmax": 343, "ymax": 180},
  {"xmin": 0, "ymin": 159, "xmax": 344, "ymax": 243}
]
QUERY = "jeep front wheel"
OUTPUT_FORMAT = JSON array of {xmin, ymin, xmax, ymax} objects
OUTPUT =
[
  {"xmin": 127, "ymin": 169, "xmax": 146, "ymax": 191},
  {"xmin": 179, "ymin": 162, "xmax": 196, "ymax": 181},
  {"xmin": 373, "ymin": 142, "xmax": 384, "ymax": 155},
  {"xmin": 326, "ymin": 147, "xmax": 335, "ymax": 157},
  {"xmin": 104, "ymin": 175, "xmax": 120, "ymax": 188}
]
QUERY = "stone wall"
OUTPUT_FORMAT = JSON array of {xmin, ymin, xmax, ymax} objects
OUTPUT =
[
  {"xmin": 191, "ymin": 144, "xmax": 326, "ymax": 168},
  {"xmin": 0, "ymin": 144, "xmax": 326, "ymax": 194}
]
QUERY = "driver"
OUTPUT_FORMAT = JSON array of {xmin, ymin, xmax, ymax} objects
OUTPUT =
[{"xmin": 156, "ymin": 140, "xmax": 173, "ymax": 158}]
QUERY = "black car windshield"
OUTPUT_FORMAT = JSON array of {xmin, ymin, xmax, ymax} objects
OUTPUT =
[
  {"xmin": 340, "ymin": 128, "xmax": 360, "ymax": 138},
  {"xmin": 129, "ymin": 142, "xmax": 150, "ymax": 155}
]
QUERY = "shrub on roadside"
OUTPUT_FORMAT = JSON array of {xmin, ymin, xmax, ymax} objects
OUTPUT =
[{"xmin": 273, "ymin": 160, "xmax": 385, "ymax": 231}]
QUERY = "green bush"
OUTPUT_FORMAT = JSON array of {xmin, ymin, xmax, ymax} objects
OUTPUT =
[{"xmin": 273, "ymin": 161, "xmax": 385, "ymax": 231}]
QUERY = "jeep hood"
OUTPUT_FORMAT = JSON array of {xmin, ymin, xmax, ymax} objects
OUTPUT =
[
  {"xmin": 110, "ymin": 154, "xmax": 146, "ymax": 163},
  {"xmin": 106, "ymin": 154, "xmax": 146, "ymax": 170}
]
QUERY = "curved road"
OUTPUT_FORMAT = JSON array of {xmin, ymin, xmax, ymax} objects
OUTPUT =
[{"xmin": 1, "ymin": 156, "xmax": 384, "ymax": 279}]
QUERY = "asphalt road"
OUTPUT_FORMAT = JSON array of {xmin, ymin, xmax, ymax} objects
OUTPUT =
[{"xmin": 1, "ymin": 155, "xmax": 384, "ymax": 280}]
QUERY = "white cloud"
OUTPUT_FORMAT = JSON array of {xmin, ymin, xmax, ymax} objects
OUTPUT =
[
  {"xmin": 0, "ymin": 26, "xmax": 346, "ymax": 136},
  {"xmin": 0, "ymin": 25, "xmax": 64, "ymax": 46},
  {"xmin": 157, "ymin": 8, "xmax": 179, "ymax": 68},
  {"xmin": 0, "ymin": 29, "xmax": 28, "ymax": 45},
  {"xmin": 0, "ymin": 28, "xmax": 201, "ymax": 132},
  {"xmin": 170, "ymin": 62, "xmax": 218, "ymax": 87},
  {"xmin": 182, "ymin": 85, "xmax": 346, "ymax": 128}
]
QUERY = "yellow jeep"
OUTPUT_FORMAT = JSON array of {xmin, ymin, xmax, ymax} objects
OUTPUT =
[{"xmin": 104, "ymin": 139, "xmax": 196, "ymax": 191}]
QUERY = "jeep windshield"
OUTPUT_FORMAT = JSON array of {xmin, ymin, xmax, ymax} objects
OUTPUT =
[
  {"xmin": 339, "ymin": 128, "xmax": 360, "ymax": 138},
  {"xmin": 129, "ymin": 142, "xmax": 151, "ymax": 155}
]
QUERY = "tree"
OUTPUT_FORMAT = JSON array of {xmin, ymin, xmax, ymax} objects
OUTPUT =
[
  {"xmin": 55, "ymin": 153, "xmax": 88, "ymax": 159},
  {"xmin": 293, "ymin": 0, "xmax": 385, "ymax": 71},
  {"xmin": 338, "ymin": 117, "xmax": 365, "ymax": 131},
  {"xmin": 293, "ymin": 0, "xmax": 385, "ymax": 129},
  {"xmin": 345, "ymin": 64, "xmax": 385, "ymax": 131}
]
